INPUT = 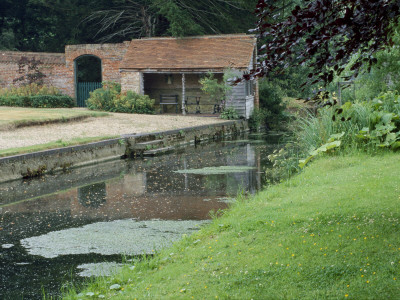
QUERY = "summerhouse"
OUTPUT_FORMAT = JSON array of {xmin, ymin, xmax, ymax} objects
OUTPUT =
[
  {"xmin": 0, "ymin": 34, "xmax": 258, "ymax": 118},
  {"xmin": 119, "ymin": 34, "xmax": 258, "ymax": 118}
]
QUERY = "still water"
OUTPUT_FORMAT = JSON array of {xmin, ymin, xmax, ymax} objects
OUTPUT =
[{"xmin": 0, "ymin": 134, "xmax": 280, "ymax": 299}]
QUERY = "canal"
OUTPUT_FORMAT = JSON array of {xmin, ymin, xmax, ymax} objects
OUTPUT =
[{"xmin": 0, "ymin": 133, "xmax": 280, "ymax": 299}]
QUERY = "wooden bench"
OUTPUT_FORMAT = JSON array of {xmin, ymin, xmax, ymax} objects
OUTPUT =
[{"xmin": 160, "ymin": 94, "xmax": 179, "ymax": 113}]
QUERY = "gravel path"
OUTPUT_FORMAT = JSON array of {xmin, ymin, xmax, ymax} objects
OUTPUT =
[{"xmin": 0, "ymin": 113, "xmax": 226, "ymax": 150}]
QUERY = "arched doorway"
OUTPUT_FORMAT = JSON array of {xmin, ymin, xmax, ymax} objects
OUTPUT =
[{"xmin": 74, "ymin": 55, "xmax": 102, "ymax": 107}]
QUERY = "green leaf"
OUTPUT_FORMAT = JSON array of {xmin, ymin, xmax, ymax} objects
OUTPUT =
[
  {"xmin": 359, "ymin": 127, "xmax": 370, "ymax": 134},
  {"xmin": 391, "ymin": 141, "xmax": 400, "ymax": 150},
  {"xmin": 327, "ymin": 132, "xmax": 345, "ymax": 142},
  {"xmin": 385, "ymin": 132, "xmax": 397, "ymax": 144},
  {"xmin": 381, "ymin": 113, "xmax": 394, "ymax": 125},
  {"xmin": 299, "ymin": 155, "xmax": 315, "ymax": 169},
  {"xmin": 110, "ymin": 284, "xmax": 121, "ymax": 290}
]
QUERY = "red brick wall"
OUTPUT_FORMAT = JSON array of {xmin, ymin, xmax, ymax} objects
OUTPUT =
[
  {"xmin": 0, "ymin": 42, "xmax": 130, "ymax": 100},
  {"xmin": 0, "ymin": 51, "xmax": 73, "ymax": 96},
  {"xmin": 65, "ymin": 42, "xmax": 130, "ymax": 94}
]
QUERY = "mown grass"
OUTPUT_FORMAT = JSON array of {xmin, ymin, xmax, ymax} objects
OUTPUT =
[
  {"xmin": 64, "ymin": 152, "xmax": 400, "ymax": 299},
  {"xmin": 0, "ymin": 107, "xmax": 108, "ymax": 130},
  {"xmin": 0, "ymin": 136, "xmax": 118, "ymax": 157}
]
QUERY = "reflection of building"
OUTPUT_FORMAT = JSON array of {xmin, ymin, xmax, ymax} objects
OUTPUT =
[{"xmin": 1, "ymin": 140, "xmax": 265, "ymax": 242}]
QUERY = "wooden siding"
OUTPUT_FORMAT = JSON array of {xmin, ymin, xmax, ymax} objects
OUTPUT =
[{"xmin": 226, "ymin": 82, "xmax": 254, "ymax": 119}]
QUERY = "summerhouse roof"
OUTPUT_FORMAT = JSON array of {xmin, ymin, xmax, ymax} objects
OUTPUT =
[{"xmin": 121, "ymin": 34, "xmax": 256, "ymax": 72}]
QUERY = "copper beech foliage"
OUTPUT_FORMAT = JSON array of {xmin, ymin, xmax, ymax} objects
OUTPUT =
[{"xmin": 246, "ymin": 0, "xmax": 400, "ymax": 90}]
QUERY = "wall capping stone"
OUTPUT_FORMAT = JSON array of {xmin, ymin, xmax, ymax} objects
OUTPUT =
[{"xmin": 0, "ymin": 120, "xmax": 249, "ymax": 183}]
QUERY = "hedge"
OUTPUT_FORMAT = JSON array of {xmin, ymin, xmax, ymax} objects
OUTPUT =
[{"xmin": 0, "ymin": 94, "xmax": 75, "ymax": 108}]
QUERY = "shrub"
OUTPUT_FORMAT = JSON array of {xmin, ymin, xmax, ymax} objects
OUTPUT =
[
  {"xmin": 259, "ymin": 79, "xmax": 285, "ymax": 114},
  {"xmin": 248, "ymin": 108, "xmax": 269, "ymax": 131},
  {"xmin": 258, "ymin": 79, "xmax": 289, "ymax": 129},
  {"xmin": 87, "ymin": 82, "xmax": 155, "ymax": 114},
  {"xmin": 0, "ymin": 83, "xmax": 72, "ymax": 108},
  {"xmin": 111, "ymin": 92, "xmax": 155, "ymax": 114},
  {"xmin": 199, "ymin": 71, "xmax": 232, "ymax": 103},
  {"xmin": 296, "ymin": 91, "xmax": 400, "ymax": 156},
  {"xmin": 0, "ymin": 83, "xmax": 61, "ymax": 97},
  {"xmin": 270, "ymin": 91, "xmax": 400, "ymax": 178},
  {"xmin": 0, "ymin": 95, "xmax": 30, "ymax": 107},
  {"xmin": 220, "ymin": 107, "xmax": 239, "ymax": 120},
  {"xmin": 125, "ymin": 91, "xmax": 155, "ymax": 114},
  {"xmin": 0, "ymin": 94, "xmax": 74, "ymax": 108},
  {"xmin": 86, "ymin": 88, "xmax": 115, "ymax": 111},
  {"xmin": 30, "ymin": 95, "xmax": 74, "ymax": 108}
]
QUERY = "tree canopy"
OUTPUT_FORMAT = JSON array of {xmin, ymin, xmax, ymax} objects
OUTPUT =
[
  {"xmin": 249, "ymin": 0, "xmax": 400, "ymax": 88},
  {"xmin": 0, "ymin": 0, "xmax": 257, "ymax": 52},
  {"xmin": 86, "ymin": 0, "xmax": 257, "ymax": 42}
]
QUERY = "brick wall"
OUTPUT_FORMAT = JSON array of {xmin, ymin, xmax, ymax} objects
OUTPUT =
[
  {"xmin": 65, "ymin": 42, "xmax": 130, "ymax": 92},
  {"xmin": 0, "ymin": 51, "xmax": 73, "ymax": 96},
  {"xmin": 0, "ymin": 42, "xmax": 130, "ymax": 100}
]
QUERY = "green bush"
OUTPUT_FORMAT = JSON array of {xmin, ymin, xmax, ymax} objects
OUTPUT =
[
  {"xmin": 112, "ymin": 91, "xmax": 155, "ymax": 114},
  {"xmin": 0, "ymin": 95, "xmax": 29, "ymax": 107},
  {"xmin": 86, "ymin": 88, "xmax": 115, "ymax": 111},
  {"xmin": 270, "ymin": 91, "xmax": 400, "ymax": 178},
  {"xmin": 30, "ymin": 95, "xmax": 74, "ymax": 108},
  {"xmin": 0, "ymin": 83, "xmax": 73, "ymax": 108},
  {"xmin": 0, "ymin": 94, "xmax": 73, "ymax": 108},
  {"xmin": 267, "ymin": 66, "xmax": 314, "ymax": 99},
  {"xmin": 220, "ymin": 107, "xmax": 239, "ymax": 120},
  {"xmin": 258, "ymin": 79, "xmax": 289, "ymax": 129},
  {"xmin": 296, "ymin": 91, "xmax": 400, "ymax": 156},
  {"xmin": 87, "ymin": 82, "xmax": 155, "ymax": 114},
  {"xmin": 0, "ymin": 83, "xmax": 61, "ymax": 97},
  {"xmin": 259, "ymin": 79, "xmax": 285, "ymax": 113},
  {"xmin": 248, "ymin": 108, "xmax": 269, "ymax": 131}
]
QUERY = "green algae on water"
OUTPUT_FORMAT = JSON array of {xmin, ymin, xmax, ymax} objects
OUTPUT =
[{"xmin": 174, "ymin": 166, "xmax": 256, "ymax": 175}]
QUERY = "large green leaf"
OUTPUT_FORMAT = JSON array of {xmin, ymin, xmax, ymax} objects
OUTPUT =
[{"xmin": 391, "ymin": 141, "xmax": 400, "ymax": 150}]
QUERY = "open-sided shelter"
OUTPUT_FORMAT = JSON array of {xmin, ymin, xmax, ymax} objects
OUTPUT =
[{"xmin": 0, "ymin": 34, "xmax": 258, "ymax": 118}]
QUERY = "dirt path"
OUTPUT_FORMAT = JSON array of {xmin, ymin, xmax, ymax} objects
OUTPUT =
[{"xmin": 0, "ymin": 113, "xmax": 225, "ymax": 150}]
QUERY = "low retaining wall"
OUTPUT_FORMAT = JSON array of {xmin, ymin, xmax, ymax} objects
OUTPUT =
[{"xmin": 0, "ymin": 120, "xmax": 248, "ymax": 183}]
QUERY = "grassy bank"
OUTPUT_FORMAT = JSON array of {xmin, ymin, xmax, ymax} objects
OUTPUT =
[
  {"xmin": 65, "ymin": 152, "xmax": 400, "ymax": 299},
  {"xmin": 0, "ymin": 107, "xmax": 108, "ymax": 130},
  {"xmin": 0, "ymin": 136, "xmax": 118, "ymax": 157}
]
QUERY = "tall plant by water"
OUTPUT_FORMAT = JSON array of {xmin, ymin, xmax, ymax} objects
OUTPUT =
[{"xmin": 268, "ymin": 91, "xmax": 400, "ymax": 178}]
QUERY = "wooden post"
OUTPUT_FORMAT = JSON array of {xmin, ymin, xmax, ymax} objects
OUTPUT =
[
  {"xmin": 139, "ymin": 72, "xmax": 144, "ymax": 95},
  {"xmin": 182, "ymin": 73, "xmax": 186, "ymax": 115}
]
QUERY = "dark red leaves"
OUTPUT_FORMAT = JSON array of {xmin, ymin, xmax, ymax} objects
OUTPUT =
[{"xmin": 250, "ymin": 0, "xmax": 400, "ymax": 87}]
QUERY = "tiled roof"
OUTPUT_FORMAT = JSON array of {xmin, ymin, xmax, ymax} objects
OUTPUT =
[
  {"xmin": 0, "ymin": 51, "xmax": 65, "ymax": 64},
  {"xmin": 121, "ymin": 34, "xmax": 256, "ymax": 71}
]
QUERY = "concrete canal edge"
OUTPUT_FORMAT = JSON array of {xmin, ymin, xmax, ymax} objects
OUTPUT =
[{"xmin": 0, "ymin": 120, "xmax": 249, "ymax": 183}]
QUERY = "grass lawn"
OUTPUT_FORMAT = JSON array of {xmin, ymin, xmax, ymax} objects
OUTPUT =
[
  {"xmin": 0, "ymin": 107, "xmax": 108, "ymax": 130},
  {"xmin": 0, "ymin": 136, "xmax": 118, "ymax": 158},
  {"xmin": 64, "ymin": 152, "xmax": 400, "ymax": 299}
]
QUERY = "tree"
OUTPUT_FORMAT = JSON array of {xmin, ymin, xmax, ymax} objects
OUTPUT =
[
  {"xmin": 0, "ymin": 0, "xmax": 117, "ymax": 52},
  {"xmin": 85, "ymin": 0, "xmax": 162, "ymax": 41},
  {"xmin": 86, "ymin": 0, "xmax": 257, "ymax": 41},
  {"xmin": 248, "ymin": 0, "xmax": 400, "ymax": 89}
]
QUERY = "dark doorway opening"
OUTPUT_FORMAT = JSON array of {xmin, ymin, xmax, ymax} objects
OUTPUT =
[{"xmin": 74, "ymin": 55, "xmax": 102, "ymax": 107}]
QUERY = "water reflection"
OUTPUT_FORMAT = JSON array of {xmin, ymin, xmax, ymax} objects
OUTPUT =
[
  {"xmin": 0, "ymin": 134, "xmax": 279, "ymax": 299},
  {"xmin": 78, "ymin": 183, "xmax": 107, "ymax": 208}
]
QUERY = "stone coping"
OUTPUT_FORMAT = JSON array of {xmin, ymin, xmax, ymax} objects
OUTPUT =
[{"xmin": 0, "ymin": 120, "xmax": 248, "ymax": 183}]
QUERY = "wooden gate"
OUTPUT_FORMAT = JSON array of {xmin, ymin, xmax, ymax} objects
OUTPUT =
[{"xmin": 77, "ymin": 82, "xmax": 102, "ymax": 107}]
